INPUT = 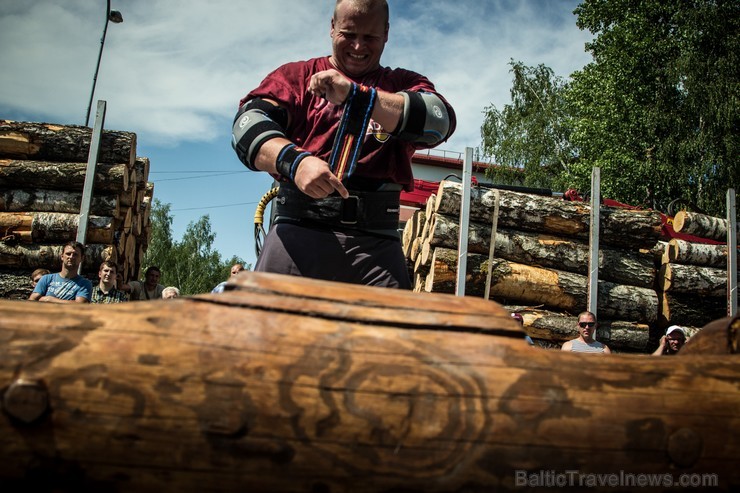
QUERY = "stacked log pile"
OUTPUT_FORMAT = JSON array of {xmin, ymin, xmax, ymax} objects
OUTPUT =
[
  {"xmin": 657, "ymin": 210, "xmax": 733, "ymax": 329},
  {"xmin": 402, "ymin": 180, "xmax": 666, "ymax": 352},
  {"xmin": 0, "ymin": 120, "xmax": 153, "ymax": 299}
]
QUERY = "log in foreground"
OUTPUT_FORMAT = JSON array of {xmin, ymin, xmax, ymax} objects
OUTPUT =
[{"xmin": 1, "ymin": 271, "xmax": 737, "ymax": 492}]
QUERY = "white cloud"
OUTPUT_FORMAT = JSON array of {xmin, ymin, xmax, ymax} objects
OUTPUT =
[{"xmin": 0, "ymin": 0, "xmax": 592, "ymax": 151}]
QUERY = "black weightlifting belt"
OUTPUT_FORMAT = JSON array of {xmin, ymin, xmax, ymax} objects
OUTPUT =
[{"xmin": 274, "ymin": 182, "xmax": 401, "ymax": 237}]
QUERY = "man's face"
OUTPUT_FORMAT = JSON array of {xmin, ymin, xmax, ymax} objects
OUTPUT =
[
  {"xmin": 31, "ymin": 274, "xmax": 43, "ymax": 288},
  {"xmin": 330, "ymin": 2, "xmax": 388, "ymax": 78},
  {"xmin": 577, "ymin": 315, "xmax": 597, "ymax": 340},
  {"xmin": 145, "ymin": 270, "xmax": 161, "ymax": 287},
  {"xmin": 61, "ymin": 246, "xmax": 82, "ymax": 270},
  {"xmin": 666, "ymin": 333, "xmax": 686, "ymax": 352},
  {"xmin": 99, "ymin": 265, "xmax": 116, "ymax": 284},
  {"xmin": 230, "ymin": 265, "xmax": 244, "ymax": 277}
]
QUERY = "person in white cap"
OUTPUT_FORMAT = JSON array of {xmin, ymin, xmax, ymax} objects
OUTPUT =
[{"xmin": 652, "ymin": 325, "xmax": 687, "ymax": 356}]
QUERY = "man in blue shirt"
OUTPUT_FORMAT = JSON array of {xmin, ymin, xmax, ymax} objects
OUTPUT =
[{"xmin": 29, "ymin": 241, "xmax": 92, "ymax": 303}]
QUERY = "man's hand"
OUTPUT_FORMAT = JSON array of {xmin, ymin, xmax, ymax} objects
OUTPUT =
[
  {"xmin": 294, "ymin": 156, "xmax": 349, "ymax": 199},
  {"xmin": 309, "ymin": 69, "xmax": 353, "ymax": 105}
]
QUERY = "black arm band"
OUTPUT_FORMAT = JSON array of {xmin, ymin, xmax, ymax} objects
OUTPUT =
[{"xmin": 275, "ymin": 143, "xmax": 311, "ymax": 182}]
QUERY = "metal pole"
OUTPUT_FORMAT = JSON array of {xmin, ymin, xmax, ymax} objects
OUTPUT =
[
  {"xmin": 85, "ymin": 0, "xmax": 120, "ymax": 126},
  {"xmin": 727, "ymin": 188, "xmax": 737, "ymax": 316},
  {"xmin": 455, "ymin": 147, "xmax": 474, "ymax": 297},
  {"xmin": 587, "ymin": 167, "xmax": 601, "ymax": 323},
  {"xmin": 484, "ymin": 189, "xmax": 500, "ymax": 300},
  {"xmin": 77, "ymin": 100, "xmax": 107, "ymax": 248}
]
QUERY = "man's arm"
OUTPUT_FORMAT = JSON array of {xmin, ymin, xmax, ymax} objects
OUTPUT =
[
  {"xmin": 651, "ymin": 336, "xmax": 666, "ymax": 356},
  {"xmin": 561, "ymin": 341, "xmax": 572, "ymax": 351},
  {"xmin": 602, "ymin": 345, "xmax": 612, "ymax": 354},
  {"xmin": 28, "ymin": 292, "xmax": 42, "ymax": 301}
]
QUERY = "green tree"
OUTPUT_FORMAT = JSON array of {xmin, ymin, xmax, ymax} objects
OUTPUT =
[
  {"xmin": 568, "ymin": 0, "xmax": 738, "ymax": 214},
  {"xmin": 480, "ymin": 60, "xmax": 576, "ymax": 190},
  {"xmin": 142, "ymin": 199, "xmax": 248, "ymax": 295}
]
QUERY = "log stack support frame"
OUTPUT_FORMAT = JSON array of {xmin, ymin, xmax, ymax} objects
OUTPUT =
[{"xmin": 402, "ymin": 179, "xmax": 737, "ymax": 353}]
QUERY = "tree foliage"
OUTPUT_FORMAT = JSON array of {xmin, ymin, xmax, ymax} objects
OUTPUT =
[
  {"xmin": 481, "ymin": 60, "xmax": 575, "ymax": 190},
  {"xmin": 480, "ymin": 0, "xmax": 738, "ymax": 215},
  {"xmin": 142, "ymin": 199, "xmax": 248, "ymax": 295}
]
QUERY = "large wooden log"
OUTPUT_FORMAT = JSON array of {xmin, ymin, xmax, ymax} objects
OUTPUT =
[
  {"xmin": 434, "ymin": 181, "xmax": 663, "ymax": 249},
  {"xmin": 430, "ymin": 213, "xmax": 657, "ymax": 288},
  {"xmin": 0, "ymin": 159, "xmax": 129, "ymax": 192},
  {"xmin": 663, "ymin": 238, "xmax": 728, "ymax": 268},
  {"xmin": 660, "ymin": 262, "xmax": 727, "ymax": 297},
  {"xmin": 0, "ymin": 212, "xmax": 115, "ymax": 244},
  {"xmin": 0, "ymin": 242, "xmax": 114, "ymax": 272},
  {"xmin": 0, "ymin": 270, "xmax": 32, "ymax": 300},
  {"xmin": 0, "ymin": 120, "xmax": 136, "ymax": 166},
  {"xmin": 673, "ymin": 210, "xmax": 731, "ymax": 242},
  {"xmin": 0, "ymin": 271, "xmax": 737, "ymax": 492},
  {"xmin": 426, "ymin": 247, "xmax": 658, "ymax": 323},
  {"xmin": 659, "ymin": 292, "xmax": 728, "ymax": 328},
  {"xmin": 0, "ymin": 188, "xmax": 119, "ymax": 217}
]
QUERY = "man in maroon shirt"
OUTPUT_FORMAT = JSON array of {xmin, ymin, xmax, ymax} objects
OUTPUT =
[{"xmin": 232, "ymin": 0, "xmax": 456, "ymax": 288}]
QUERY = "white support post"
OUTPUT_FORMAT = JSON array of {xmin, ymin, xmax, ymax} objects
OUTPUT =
[
  {"xmin": 727, "ymin": 188, "xmax": 737, "ymax": 317},
  {"xmin": 484, "ymin": 189, "xmax": 501, "ymax": 301},
  {"xmin": 77, "ymin": 100, "xmax": 107, "ymax": 247},
  {"xmin": 455, "ymin": 147, "xmax": 474, "ymax": 297},
  {"xmin": 587, "ymin": 167, "xmax": 601, "ymax": 324}
]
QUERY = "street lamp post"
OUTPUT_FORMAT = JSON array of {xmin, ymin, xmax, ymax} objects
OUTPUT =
[{"xmin": 85, "ymin": 0, "xmax": 123, "ymax": 127}]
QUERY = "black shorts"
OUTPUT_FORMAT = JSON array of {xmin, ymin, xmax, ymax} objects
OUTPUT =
[{"xmin": 254, "ymin": 223, "xmax": 411, "ymax": 289}]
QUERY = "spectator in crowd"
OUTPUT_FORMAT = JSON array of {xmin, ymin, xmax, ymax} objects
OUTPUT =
[
  {"xmin": 561, "ymin": 311, "xmax": 611, "ymax": 354},
  {"xmin": 652, "ymin": 325, "xmax": 687, "ymax": 356},
  {"xmin": 29, "ymin": 241, "xmax": 92, "ymax": 303},
  {"xmin": 30, "ymin": 268, "xmax": 50, "ymax": 290},
  {"xmin": 511, "ymin": 312, "xmax": 535, "ymax": 346},
  {"xmin": 212, "ymin": 263, "xmax": 246, "ymax": 293},
  {"xmin": 162, "ymin": 286, "xmax": 180, "ymax": 299},
  {"xmin": 91, "ymin": 261, "xmax": 128, "ymax": 303},
  {"xmin": 121, "ymin": 266, "xmax": 165, "ymax": 300}
]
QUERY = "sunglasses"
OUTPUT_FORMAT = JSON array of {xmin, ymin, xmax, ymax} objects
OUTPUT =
[{"xmin": 579, "ymin": 322, "xmax": 596, "ymax": 328}]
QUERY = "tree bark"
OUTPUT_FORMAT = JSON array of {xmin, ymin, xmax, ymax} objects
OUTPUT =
[
  {"xmin": 429, "ymin": 213, "xmax": 657, "ymax": 288},
  {"xmin": 426, "ymin": 247, "xmax": 658, "ymax": 323},
  {"xmin": 0, "ymin": 188, "xmax": 119, "ymax": 217},
  {"xmin": 0, "ymin": 159, "xmax": 129, "ymax": 192},
  {"xmin": 434, "ymin": 181, "xmax": 663, "ymax": 249},
  {"xmin": 660, "ymin": 263, "xmax": 727, "ymax": 297},
  {"xmin": 659, "ymin": 292, "xmax": 728, "ymax": 328},
  {"xmin": 0, "ymin": 242, "xmax": 114, "ymax": 272},
  {"xmin": 673, "ymin": 210, "xmax": 730, "ymax": 242},
  {"xmin": 0, "ymin": 270, "xmax": 32, "ymax": 300},
  {"xmin": 0, "ymin": 271, "xmax": 737, "ymax": 492},
  {"xmin": 0, "ymin": 120, "xmax": 136, "ymax": 166},
  {"xmin": 664, "ymin": 238, "xmax": 728, "ymax": 268},
  {"xmin": 0, "ymin": 212, "xmax": 115, "ymax": 244}
]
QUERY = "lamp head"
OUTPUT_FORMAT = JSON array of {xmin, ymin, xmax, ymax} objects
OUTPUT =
[{"xmin": 109, "ymin": 10, "xmax": 123, "ymax": 23}]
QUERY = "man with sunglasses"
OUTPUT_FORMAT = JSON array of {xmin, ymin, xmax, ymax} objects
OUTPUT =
[{"xmin": 561, "ymin": 311, "xmax": 611, "ymax": 354}]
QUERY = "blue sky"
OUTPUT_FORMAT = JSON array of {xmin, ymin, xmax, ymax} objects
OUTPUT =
[{"xmin": 0, "ymin": 0, "xmax": 593, "ymax": 269}]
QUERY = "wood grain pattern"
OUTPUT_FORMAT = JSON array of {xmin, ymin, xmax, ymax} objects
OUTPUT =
[{"xmin": 0, "ymin": 271, "xmax": 738, "ymax": 492}]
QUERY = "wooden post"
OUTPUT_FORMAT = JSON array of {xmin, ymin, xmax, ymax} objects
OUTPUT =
[
  {"xmin": 77, "ymin": 100, "xmax": 106, "ymax": 247},
  {"xmin": 728, "ymin": 188, "xmax": 737, "ymax": 316},
  {"xmin": 483, "ymin": 189, "xmax": 500, "ymax": 301},
  {"xmin": 455, "ymin": 148, "xmax": 473, "ymax": 297},
  {"xmin": 588, "ymin": 167, "xmax": 600, "ymax": 322}
]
